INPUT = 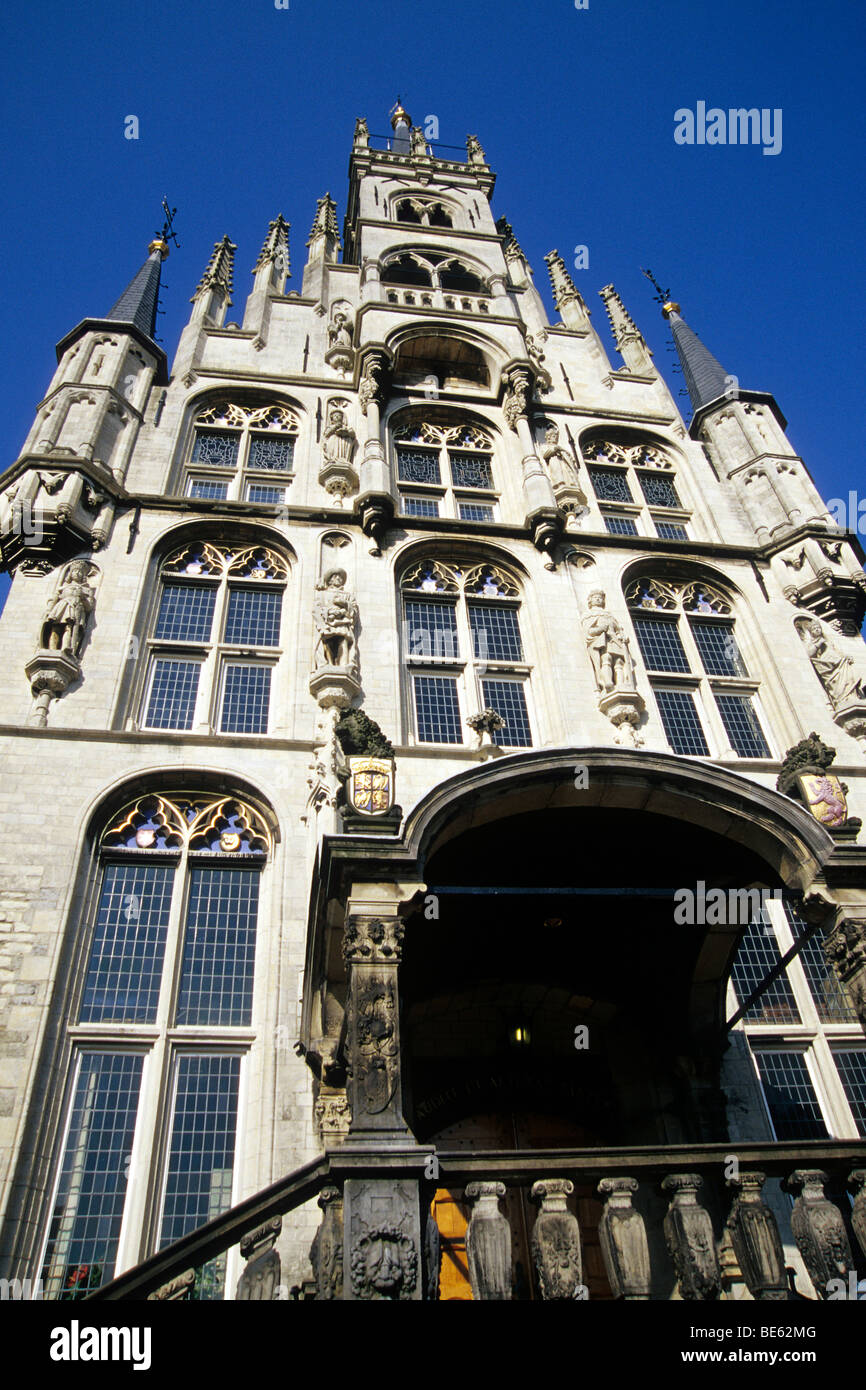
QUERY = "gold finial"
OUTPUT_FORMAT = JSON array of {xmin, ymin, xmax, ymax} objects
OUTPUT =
[
  {"xmin": 662, "ymin": 300, "xmax": 681, "ymax": 318},
  {"xmin": 389, "ymin": 97, "xmax": 411, "ymax": 130},
  {"xmin": 149, "ymin": 237, "xmax": 170, "ymax": 259}
]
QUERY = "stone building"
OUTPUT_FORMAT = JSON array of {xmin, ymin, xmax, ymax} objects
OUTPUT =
[{"xmin": 0, "ymin": 104, "xmax": 864, "ymax": 1303}]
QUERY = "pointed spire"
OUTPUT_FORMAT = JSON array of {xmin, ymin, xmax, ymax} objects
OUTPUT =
[
  {"xmin": 496, "ymin": 216, "xmax": 526, "ymax": 264},
  {"xmin": 253, "ymin": 215, "xmax": 290, "ymax": 278},
  {"xmin": 105, "ymin": 239, "xmax": 167, "ymax": 339},
  {"xmin": 663, "ymin": 302, "xmax": 733, "ymax": 411},
  {"xmin": 306, "ymin": 194, "xmax": 340, "ymax": 249},
  {"xmin": 545, "ymin": 250, "xmax": 583, "ymax": 311},
  {"xmin": 192, "ymin": 234, "xmax": 236, "ymax": 302},
  {"xmin": 598, "ymin": 284, "xmax": 654, "ymax": 373}
]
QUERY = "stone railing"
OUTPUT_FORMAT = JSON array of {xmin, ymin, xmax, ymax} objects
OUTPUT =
[{"xmin": 84, "ymin": 1141, "xmax": 866, "ymax": 1302}]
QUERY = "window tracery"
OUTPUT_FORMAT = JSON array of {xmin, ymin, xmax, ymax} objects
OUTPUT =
[
  {"xmin": 184, "ymin": 399, "xmax": 299, "ymax": 504},
  {"xmin": 582, "ymin": 435, "xmax": 689, "ymax": 540},
  {"xmin": 393, "ymin": 418, "xmax": 497, "ymax": 521}
]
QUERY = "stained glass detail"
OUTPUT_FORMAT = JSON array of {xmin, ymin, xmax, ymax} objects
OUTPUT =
[
  {"xmin": 41, "ymin": 1052, "xmax": 144, "ymax": 1300},
  {"xmin": 191, "ymin": 431, "xmax": 239, "ymax": 468},
  {"xmin": 249, "ymin": 435, "xmax": 295, "ymax": 471},
  {"xmin": 397, "ymin": 447, "xmax": 441, "ymax": 485},
  {"xmin": 588, "ymin": 466, "xmax": 633, "ymax": 503},
  {"xmin": 449, "ymin": 452, "xmax": 493, "ymax": 489},
  {"xmin": 638, "ymin": 473, "xmax": 681, "ymax": 508}
]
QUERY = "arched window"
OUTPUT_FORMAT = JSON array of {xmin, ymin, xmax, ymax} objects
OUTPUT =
[
  {"xmin": 624, "ymin": 576, "xmax": 771, "ymax": 759},
  {"xmin": 395, "ymin": 198, "xmax": 453, "ymax": 228},
  {"xmin": 184, "ymin": 399, "xmax": 299, "ymax": 504},
  {"xmin": 401, "ymin": 557, "xmax": 532, "ymax": 747},
  {"xmin": 393, "ymin": 418, "xmax": 497, "ymax": 520},
  {"xmin": 392, "ymin": 337, "xmax": 490, "ymax": 390},
  {"xmin": 380, "ymin": 250, "xmax": 488, "ymax": 303},
  {"xmin": 581, "ymin": 435, "xmax": 690, "ymax": 540},
  {"xmin": 140, "ymin": 540, "xmax": 288, "ymax": 735},
  {"xmin": 39, "ymin": 791, "xmax": 272, "ymax": 1300}
]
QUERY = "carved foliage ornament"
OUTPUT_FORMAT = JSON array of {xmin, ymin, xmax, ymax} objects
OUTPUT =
[
  {"xmin": 102, "ymin": 793, "xmax": 271, "ymax": 855},
  {"xmin": 401, "ymin": 558, "xmax": 518, "ymax": 598},
  {"xmin": 163, "ymin": 541, "xmax": 288, "ymax": 582},
  {"xmin": 195, "ymin": 401, "xmax": 299, "ymax": 434},
  {"xmin": 394, "ymin": 420, "xmax": 492, "ymax": 451},
  {"xmin": 350, "ymin": 1222, "xmax": 418, "ymax": 1300},
  {"xmin": 583, "ymin": 438, "xmax": 672, "ymax": 469},
  {"xmin": 625, "ymin": 576, "xmax": 731, "ymax": 615}
]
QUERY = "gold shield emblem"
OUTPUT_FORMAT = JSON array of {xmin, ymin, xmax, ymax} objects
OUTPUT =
[
  {"xmin": 220, "ymin": 831, "xmax": 242, "ymax": 852},
  {"xmin": 348, "ymin": 757, "xmax": 394, "ymax": 816},
  {"xmin": 797, "ymin": 772, "xmax": 848, "ymax": 828}
]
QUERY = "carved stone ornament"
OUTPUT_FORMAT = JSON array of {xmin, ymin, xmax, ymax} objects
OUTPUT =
[
  {"xmin": 849, "ymin": 1171, "xmax": 866, "ymax": 1262},
  {"xmin": 796, "ymin": 615, "xmax": 866, "ymax": 710},
  {"xmin": 319, "ymin": 400, "xmax": 358, "ymax": 502},
  {"xmin": 314, "ymin": 1092, "xmax": 352, "ymax": 1138},
  {"xmin": 776, "ymin": 733, "xmax": 861, "ymax": 838},
  {"xmin": 310, "ymin": 568, "xmax": 361, "ymax": 709},
  {"xmin": 823, "ymin": 919, "xmax": 866, "ymax": 1029},
  {"xmin": 597, "ymin": 1177, "xmax": 651, "ymax": 1300},
  {"xmin": 146, "ymin": 1270, "xmax": 196, "ymax": 1301},
  {"xmin": 358, "ymin": 353, "xmax": 388, "ymax": 415},
  {"xmin": 582, "ymin": 590, "xmax": 638, "ymax": 694},
  {"xmin": 236, "ymin": 1217, "xmax": 282, "ymax": 1300},
  {"xmin": 725, "ymin": 1172, "xmax": 788, "ymax": 1301},
  {"xmin": 346, "ymin": 756, "xmax": 395, "ymax": 816},
  {"xmin": 349, "ymin": 1221, "xmax": 418, "ymax": 1301},
  {"xmin": 530, "ymin": 1179, "xmax": 583, "ymax": 1300},
  {"xmin": 503, "ymin": 368, "xmax": 532, "ymax": 431},
  {"xmin": 785, "ymin": 1169, "xmax": 853, "ymax": 1299},
  {"xmin": 310, "ymin": 1186, "xmax": 343, "ymax": 1300},
  {"xmin": 343, "ymin": 915, "xmax": 405, "ymax": 965},
  {"xmin": 795, "ymin": 772, "xmax": 850, "ymax": 829},
  {"xmin": 661, "ymin": 1173, "xmax": 721, "ymax": 1301},
  {"xmin": 425, "ymin": 1211, "xmax": 441, "ymax": 1301},
  {"xmin": 467, "ymin": 707, "xmax": 506, "ymax": 758},
  {"xmin": 325, "ymin": 308, "xmax": 355, "ymax": 373},
  {"xmin": 465, "ymin": 1182, "xmax": 512, "ymax": 1300}
]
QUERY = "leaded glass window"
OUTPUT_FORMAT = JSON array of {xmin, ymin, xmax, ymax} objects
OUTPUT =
[
  {"xmin": 469, "ymin": 603, "xmax": 522, "ymax": 662},
  {"xmin": 185, "ymin": 400, "xmax": 298, "ymax": 502},
  {"xmin": 223, "ymin": 588, "xmax": 282, "ymax": 647},
  {"xmin": 145, "ymin": 658, "xmax": 201, "ymax": 730},
  {"xmin": 176, "ymin": 869, "xmax": 259, "ymax": 1026},
  {"xmin": 588, "ymin": 466, "xmax": 632, "ymax": 503},
  {"xmin": 632, "ymin": 617, "xmax": 690, "ymax": 673},
  {"xmin": 481, "ymin": 679, "xmax": 532, "ymax": 746},
  {"xmin": 716, "ymin": 692, "xmax": 770, "ymax": 758},
  {"xmin": 656, "ymin": 520, "xmax": 688, "ymax": 541},
  {"xmin": 638, "ymin": 472, "xmax": 680, "ymax": 508},
  {"xmin": 405, "ymin": 600, "xmax": 459, "ymax": 659},
  {"xmin": 397, "ymin": 447, "xmax": 440, "ymax": 485},
  {"xmin": 402, "ymin": 495, "xmax": 440, "ymax": 518},
  {"xmin": 581, "ymin": 436, "xmax": 689, "ymax": 533},
  {"xmin": 80, "ymin": 864, "xmax": 174, "ymax": 1024},
  {"xmin": 754, "ymin": 1052, "xmax": 829, "ymax": 1140},
  {"xmin": 219, "ymin": 664, "xmax": 271, "ymax": 734},
  {"xmin": 413, "ymin": 675, "xmax": 462, "ymax": 742},
  {"xmin": 604, "ymin": 515, "xmax": 639, "ymax": 536},
  {"xmin": 654, "ymin": 689, "xmax": 709, "ymax": 756},
  {"xmin": 833, "ymin": 1051, "xmax": 866, "ymax": 1136},
  {"xmin": 449, "ymin": 451, "xmax": 493, "ymax": 489},
  {"xmin": 394, "ymin": 420, "xmax": 496, "ymax": 521},
  {"xmin": 690, "ymin": 620, "xmax": 746, "ymax": 677},
  {"xmin": 730, "ymin": 910, "xmax": 801, "ymax": 1024},
  {"xmin": 783, "ymin": 901, "xmax": 858, "ymax": 1023},
  {"xmin": 459, "ymin": 503, "xmax": 494, "ymax": 522},
  {"xmin": 155, "ymin": 584, "xmax": 217, "ymax": 644}
]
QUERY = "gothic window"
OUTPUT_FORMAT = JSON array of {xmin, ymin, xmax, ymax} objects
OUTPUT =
[
  {"xmin": 381, "ymin": 250, "xmax": 489, "ymax": 308},
  {"xmin": 183, "ymin": 400, "xmax": 299, "ymax": 505},
  {"xmin": 39, "ymin": 792, "xmax": 271, "ymax": 1300},
  {"xmin": 401, "ymin": 558, "xmax": 531, "ymax": 747},
  {"xmin": 140, "ymin": 541, "xmax": 287, "ymax": 735},
  {"xmin": 393, "ymin": 420, "xmax": 497, "ymax": 521},
  {"xmin": 582, "ymin": 436, "xmax": 691, "ymax": 540},
  {"xmin": 625, "ymin": 576, "xmax": 771, "ymax": 759},
  {"xmin": 729, "ymin": 895, "xmax": 863, "ymax": 1141},
  {"xmin": 395, "ymin": 198, "xmax": 453, "ymax": 228}
]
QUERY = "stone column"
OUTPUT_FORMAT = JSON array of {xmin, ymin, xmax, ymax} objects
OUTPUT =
[
  {"xmin": 785, "ymin": 1169, "xmax": 853, "ymax": 1300},
  {"xmin": 530, "ymin": 1178, "xmax": 583, "ymax": 1299},
  {"xmin": 725, "ymin": 1172, "xmax": 787, "ymax": 1300},
  {"xmin": 503, "ymin": 366, "xmax": 561, "ymax": 566},
  {"xmin": 465, "ymin": 1181, "xmax": 512, "ymax": 1300},
  {"xmin": 235, "ymin": 1217, "xmax": 282, "ymax": 1300},
  {"xmin": 342, "ymin": 913, "xmax": 409, "ymax": 1141},
  {"xmin": 597, "ymin": 1177, "xmax": 651, "ymax": 1300},
  {"xmin": 356, "ymin": 349, "xmax": 394, "ymax": 554},
  {"xmin": 824, "ymin": 917, "xmax": 866, "ymax": 1034},
  {"xmin": 661, "ymin": 1173, "xmax": 721, "ymax": 1300}
]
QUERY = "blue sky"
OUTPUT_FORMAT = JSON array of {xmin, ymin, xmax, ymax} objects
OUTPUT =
[{"xmin": 1, "ymin": 0, "xmax": 864, "ymax": 612}]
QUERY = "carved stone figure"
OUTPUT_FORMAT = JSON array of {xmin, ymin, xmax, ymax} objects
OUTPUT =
[
  {"xmin": 40, "ymin": 560, "xmax": 96, "ymax": 656},
  {"xmin": 539, "ymin": 422, "xmax": 581, "ymax": 491},
  {"xmin": 503, "ymin": 369, "xmax": 531, "ymax": 431},
  {"xmin": 799, "ymin": 618, "xmax": 866, "ymax": 709},
  {"xmin": 328, "ymin": 312, "xmax": 353, "ymax": 352},
  {"xmin": 322, "ymin": 407, "xmax": 356, "ymax": 466},
  {"xmin": 582, "ymin": 590, "xmax": 637, "ymax": 693},
  {"xmin": 313, "ymin": 569, "xmax": 358, "ymax": 671},
  {"xmin": 349, "ymin": 1223, "xmax": 418, "ymax": 1300}
]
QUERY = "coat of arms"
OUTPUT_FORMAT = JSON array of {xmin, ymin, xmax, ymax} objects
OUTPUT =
[
  {"xmin": 796, "ymin": 772, "xmax": 848, "ymax": 828},
  {"xmin": 347, "ymin": 757, "xmax": 394, "ymax": 816}
]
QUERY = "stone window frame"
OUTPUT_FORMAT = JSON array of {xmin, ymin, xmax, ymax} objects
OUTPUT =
[
  {"xmin": 134, "ymin": 539, "xmax": 289, "ymax": 738},
  {"xmin": 580, "ymin": 434, "xmax": 692, "ymax": 541},
  {"xmin": 36, "ymin": 790, "xmax": 274, "ymax": 1301},
  {"xmin": 380, "ymin": 247, "xmax": 492, "ymax": 314},
  {"xmin": 624, "ymin": 574, "xmax": 775, "ymax": 762},
  {"xmin": 398, "ymin": 554, "xmax": 534, "ymax": 749},
  {"xmin": 180, "ymin": 398, "xmax": 301, "ymax": 505},
  {"xmin": 731, "ymin": 898, "xmax": 866, "ymax": 1143}
]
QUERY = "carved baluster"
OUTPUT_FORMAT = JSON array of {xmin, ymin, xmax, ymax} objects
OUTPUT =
[
  {"xmin": 597, "ymin": 1177, "xmax": 651, "ymax": 1300},
  {"xmin": 236, "ymin": 1216, "xmax": 282, "ymax": 1300},
  {"xmin": 785, "ymin": 1169, "xmax": 853, "ymax": 1299},
  {"xmin": 661, "ymin": 1173, "xmax": 721, "ymax": 1300},
  {"xmin": 530, "ymin": 1178, "xmax": 583, "ymax": 1300},
  {"xmin": 849, "ymin": 1170, "xmax": 866, "ymax": 1261},
  {"xmin": 725, "ymin": 1172, "xmax": 787, "ymax": 1300},
  {"xmin": 310, "ymin": 1185, "xmax": 343, "ymax": 1300},
  {"xmin": 465, "ymin": 1181, "xmax": 512, "ymax": 1301},
  {"xmin": 147, "ymin": 1269, "xmax": 196, "ymax": 1301},
  {"xmin": 424, "ymin": 1208, "xmax": 441, "ymax": 1301}
]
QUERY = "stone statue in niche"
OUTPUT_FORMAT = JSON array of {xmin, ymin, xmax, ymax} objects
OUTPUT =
[
  {"xmin": 313, "ymin": 568, "xmax": 358, "ymax": 672},
  {"xmin": 799, "ymin": 618, "xmax": 866, "ymax": 709},
  {"xmin": 539, "ymin": 423, "xmax": 581, "ymax": 491},
  {"xmin": 40, "ymin": 560, "xmax": 96, "ymax": 656},
  {"xmin": 328, "ymin": 311, "xmax": 353, "ymax": 352},
  {"xmin": 322, "ymin": 406, "xmax": 357, "ymax": 467},
  {"xmin": 582, "ymin": 590, "xmax": 637, "ymax": 693}
]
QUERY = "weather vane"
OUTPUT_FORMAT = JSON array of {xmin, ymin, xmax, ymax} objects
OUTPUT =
[
  {"xmin": 157, "ymin": 198, "xmax": 180, "ymax": 250},
  {"xmin": 641, "ymin": 267, "xmax": 671, "ymax": 306}
]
